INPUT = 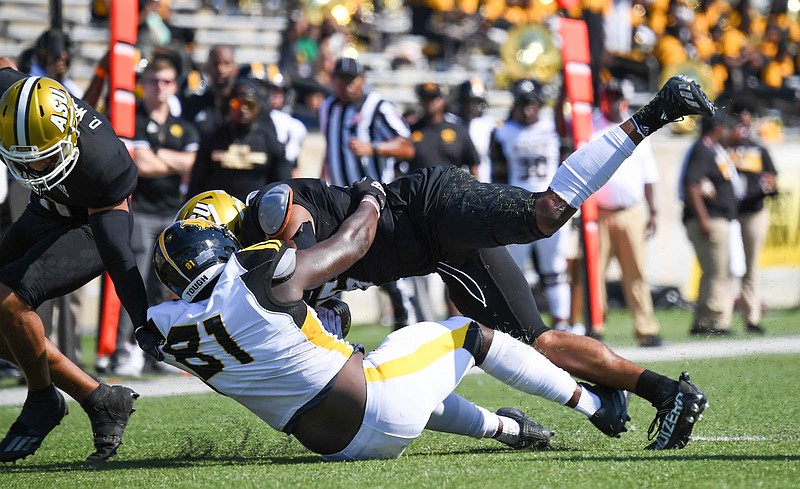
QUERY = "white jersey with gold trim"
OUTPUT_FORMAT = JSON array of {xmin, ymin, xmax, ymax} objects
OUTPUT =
[
  {"xmin": 505, "ymin": 118, "xmax": 560, "ymax": 193},
  {"xmin": 147, "ymin": 253, "xmax": 353, "ymax": 432}
]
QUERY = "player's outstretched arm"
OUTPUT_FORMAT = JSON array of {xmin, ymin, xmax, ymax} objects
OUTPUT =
[{"xmin": 272, "ymin": 195, "xmax": 381, "ymax": 302}]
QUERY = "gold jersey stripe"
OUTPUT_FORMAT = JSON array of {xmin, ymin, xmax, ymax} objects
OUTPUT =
[
  {"xmin": 299, "ymin": 307, "xmax": 354, "ymax": 357},
  {"xmin": 363, "ymin": 319, "xmax": 472, "ymax": 383}
]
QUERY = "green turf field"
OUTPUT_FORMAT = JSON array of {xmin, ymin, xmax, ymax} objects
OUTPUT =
[{"xmin": 2, "ymin": 308, "xmax": 799, "ymax": 488}]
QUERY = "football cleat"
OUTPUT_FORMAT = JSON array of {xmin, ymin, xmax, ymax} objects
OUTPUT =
[
  {"xmin": 645, "ymin": 372, "xmax": 708, "ymax": 450},
  {"xmin": 0, "ymin": 384, "xmax": 68, "ymax": 463},
  {"xmin": 495, "ymin": 407, "xmax": 554, "ymax": 450},
  {"xmin": 579, "ymin": 383, "xmax": 631, "ymax": 437},
  {"xmin": 631, "ymin": 75, "xmax": 716, "ymax": 136},
  {"xmin": 81, "ymin": 384, "xmax": 140, "ymax": 461}
]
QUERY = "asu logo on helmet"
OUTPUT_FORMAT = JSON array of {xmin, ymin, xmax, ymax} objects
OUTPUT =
[
  {"xmin": 0, "ymin": 77, "xmax": 80, "ymax": 194},
  {"xmin": 176, "ymin": 190, "xmax": 247, "ymax": 241}
]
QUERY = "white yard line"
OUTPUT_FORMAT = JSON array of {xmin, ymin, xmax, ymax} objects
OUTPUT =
[{"xmin": 3, "ymin": 335, "xmax": 800, "ymax": 407}]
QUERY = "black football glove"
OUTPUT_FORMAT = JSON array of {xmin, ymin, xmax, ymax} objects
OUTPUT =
[
  {"xmin": 316, "ymin": 297, "xmax": 352, "ymax": 338},
  {"xmin": 351, "ymin": 176, "xmax": 386, "ymax": 211},
  {"xmin": 135, "ymin": 322, "xmax": 165, "ymax": 362}
]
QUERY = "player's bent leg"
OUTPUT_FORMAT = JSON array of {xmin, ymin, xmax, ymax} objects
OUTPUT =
[
  {"xmin": 0, "ymin": 284, "xmax": 51, "ymax": 391},
  {"xmin": 534, "ymin": 329, "xmax": 644, "ymax": 392},
  {"xmin": 426, "ymin": 393, "xmax": 554, "ymax": 450},
  {"xmin": 476, "ymin": 326, "xmax": 630, "ymax": 437},
  {"xmin": 0, "ymin": 320, "xmax": 139, "ymax": 462},
  {"xmin": 324, "ymin": 318, "xmax": 483, "ymax": 461}
]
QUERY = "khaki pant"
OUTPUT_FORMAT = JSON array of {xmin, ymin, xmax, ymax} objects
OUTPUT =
[
  {"xmin": 685, "ymin": 217, "xmax": 733, "ymax": 329},
  {"xmin": 739, "ymin": 208, "xmax": 769, "ymax": 325},
  {"xmin": 598, "ymin": 204, "xmax": 660, "ymax": 341}
]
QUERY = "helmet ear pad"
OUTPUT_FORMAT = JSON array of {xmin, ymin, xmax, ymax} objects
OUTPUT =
[{"xmin": 257, "ymin": 184, "xmax": 293, "ymax": 237}]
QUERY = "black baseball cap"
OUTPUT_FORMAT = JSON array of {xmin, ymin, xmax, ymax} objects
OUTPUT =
[
  {"xmin": 415, "ymin": 82, "xmax": 443, "ymax": 99},
  {"xmin": 333, "ymin": 57, "xmax": 364, "ymax": 78}
]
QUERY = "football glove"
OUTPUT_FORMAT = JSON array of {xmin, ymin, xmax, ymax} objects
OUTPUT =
[
  {"xmin": 316, "ymin": 297, "xmax": 352, "ymax": 338},
  {"xmin": 351, "ymin": 176, "xmax": 386, "ymax": 211},
  {"xmin": 135, "ymin": 321, "xmax": 165, "ymax": 362}
]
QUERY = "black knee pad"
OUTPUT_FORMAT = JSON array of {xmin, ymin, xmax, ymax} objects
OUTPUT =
[{"xmin": 462, "ymin": 320, "xmax": 485, "ymax": 360}]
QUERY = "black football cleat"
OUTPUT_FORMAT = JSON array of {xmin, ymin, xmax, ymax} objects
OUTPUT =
[
  {"xmin": 81, "ymin": 384, "xmax": 140, "ymax": 461},
  {"xmin": 632, "ymin": 75, "xmax": 717, "ymax": 136},
  {"xmin": 645, "ymin": 372, "xmax": 708, "ymax": 450},
  {"xmin": 579, "ymin": 383, "xmax": 631, "ymax": 437},
  {"xmin": 494, "ymin": 407, "xmax": 554, "ymax": 450},
  {"xmin": 0, "ymin": 384, "xmax": 68, "ymax": 463}
]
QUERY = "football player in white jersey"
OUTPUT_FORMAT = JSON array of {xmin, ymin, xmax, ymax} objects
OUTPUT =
[
  {"xmin": 139, "ymin": 179, "xmax": 649, "ymax": 460},
  {"xmin": 491, "ymin": 79, "xmax": 571, "ymax": 330}
]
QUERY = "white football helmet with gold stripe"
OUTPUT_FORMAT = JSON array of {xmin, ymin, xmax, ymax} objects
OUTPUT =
[{"xmin": 0, "ymin": 76, "xmax": 80, "ymax": 193}]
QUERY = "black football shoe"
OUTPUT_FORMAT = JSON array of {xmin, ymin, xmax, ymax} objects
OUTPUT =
[
  {"xmin": 631, "ymin": 75, "xmax": 716, "ymax": 136},
  {"xmin": 494, "ymin": 407, "xmax": 554, "ymax": 450},
  {"xmin": 0, "ymin": 383, "xmax": 68, "ymax": 463},
  {"xmin": 645, "ymin": 372, "xmax": 708, "ymax": 450},
  {"xmin": 579, "ymin": 383, "xmax": 631, "ymax": 437},
  {"xmin": 81, "ymin": 384, "xmax": 140, "ymax": 461}
]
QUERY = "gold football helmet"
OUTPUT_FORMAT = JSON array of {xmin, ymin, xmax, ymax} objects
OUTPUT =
[
  {"xmin": 0, "ymin": 76, "xmax": 80, "ymax": 193},
  {"xmin": 176, "ymin": 190, "xmax": 247, "ymax": 241}
]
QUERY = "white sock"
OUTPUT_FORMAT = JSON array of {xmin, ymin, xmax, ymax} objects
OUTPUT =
[
  {"xmin": 493, "ymin": 415, "xmax": 522, "ymax": 445},
  {"xmin": 574, "ymin": 386, "xmax": 603, "ymax": 417},
  {"xmin": 426, "ymin": 393, "xmax": 499, "ymax": 439},
  {"xmin": 550, "ymin": 126, "xmax": 637, "ymax": 208},
  {"xmin": 479, "ymin": 330, "xmax": 576, "ymax": 405}
]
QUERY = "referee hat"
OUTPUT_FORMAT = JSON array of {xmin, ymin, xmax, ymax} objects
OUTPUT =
[{"xmin": 333, "ymin": 57, "xmax": 364, "ymax": 78}]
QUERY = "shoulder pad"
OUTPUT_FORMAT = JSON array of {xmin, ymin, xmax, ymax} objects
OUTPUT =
[
  {"xmin": 240, "ymin": 239, "xmax": 296, "ymax": 283},
  {"xmin": 256, "ymin": 183, "xmax": 293, "ymax": 236}
]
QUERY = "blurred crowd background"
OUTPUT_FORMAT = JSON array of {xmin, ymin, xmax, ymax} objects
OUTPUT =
[{"xmin": 2, "ymin": 0, "xmax": 800, "ymax": 123}]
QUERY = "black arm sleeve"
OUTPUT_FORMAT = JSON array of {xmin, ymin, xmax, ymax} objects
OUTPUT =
[{"xmin": 89, "ymin": 209, "xmax": 149, "ymax": 328}]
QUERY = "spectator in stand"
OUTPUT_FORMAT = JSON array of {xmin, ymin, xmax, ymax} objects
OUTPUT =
[
  {"xmin": 291, "ymin": 78, "xmax": 330, "ymax": 132},
  {"xmin": 593, "ymin": 80, "xmax": 663, "ymax": 347},
  {"xmin": 29, "ymin": 30, "xmax": 82, "ymax": 98},
  {"xmin": 278, "ymin": 12, "xmax": 318, "ymax": 81},
  {"xmin": 180, "ymin": 44, "xmax": 238, "ymax": 139},
  {"xmin": 187, "ymin": 78, "xmax": 291, "ymax": 202},
  {"xmin": 112, "ymin": 58, "xmax": 199, "ymax": 376},
  {"xmin": 137, "ymin": 0, "xmax": 170, "ymax": 63},
  {"xmin": 727, "ymin": 103, "xmax": 778, "ymax": 335},
  {"xmin": 681, "ymin": 114, "xmax": 741, "ymax": 336}
]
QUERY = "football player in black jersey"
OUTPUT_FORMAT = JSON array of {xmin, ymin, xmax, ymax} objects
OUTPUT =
[
  {"xmin": 0, "ymin": 58, "xmax": 142, "ymax": 462},
  {"xmin": 184, "ymin": 75, "xmax": 718, "ymax": 450}
]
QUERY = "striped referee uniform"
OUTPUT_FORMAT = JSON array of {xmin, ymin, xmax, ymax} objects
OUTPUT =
[{"xmin": 320, "ymin": 91, "xmax": 410, "ymax": 186}]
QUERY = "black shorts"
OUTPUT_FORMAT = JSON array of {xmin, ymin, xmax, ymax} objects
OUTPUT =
[
  {"xmin": 0, "ymin": 200, "xmax": 104, "ymax": 309},
  {"xmin": 393, "ymin": 167, "xmax": 552, "ymax": 343}
]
